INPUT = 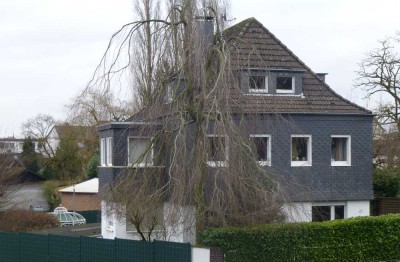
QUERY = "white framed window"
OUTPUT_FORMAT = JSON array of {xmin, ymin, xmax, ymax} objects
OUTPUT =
[
  {"xmin": 291, "ymin": 135, "xmax": 312, "ymax": 166},
  {"xmin": 128, "ymin": 137, "xmax": 153, "ymax": 167},
  {"xmin": 100, "ymin": 137, "xmax": 113, "ymax": 166},
  {"xmin": 331, "ymin": 135, "xmax": 351, "ymax": 166},
  {"xmin": 106, "ymin": 137, "xmax": 113, "ymax": 166},
  {"xmin": 276, "ymin": 76, "xmax": 295, "ymax": 93},
  {"xmin": 207, "ymin": 135, "xmax": 228, "ymax": 167},
  {"xmin": 249, "ymin": 74, "xmax": 268, "ymax": 93},
  {"xmin": 100, "ymin": 138, "xmax": 106, "ymax": 166},
  {"xmin": 250, "ymin": 134, "xmax": 271, "ymax": 166},
  {"xmin": 312, "ymin": 203, "xmax": 345, "ymax": 222}
]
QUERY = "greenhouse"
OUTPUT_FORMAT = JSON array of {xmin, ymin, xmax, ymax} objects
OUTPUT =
[{"xmin": 48, "ymin": 206, "xmax": 86, "ymax": 226}]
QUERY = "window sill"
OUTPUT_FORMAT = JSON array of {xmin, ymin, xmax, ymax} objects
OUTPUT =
[
  {"xmin": 207, "ymin": 161, "xmax": 228, "ymax": 167},
  {"xmin": 257, "ymin": 161, "xmax": 271, "ymax": 167},
  {"xmin": 276, "ymin": 90, "xmax": 295, "ymax": 94},
  {"xmin": 249, "ymin": 89, "xmax": 268, "ymax": 93},
  {"xmin": 291, "ymin": 161, "xmax": 312, "ymax": 167},
  {"xmin": 331, "ymin": 161, "xmax": 351, "ymax": 167}
]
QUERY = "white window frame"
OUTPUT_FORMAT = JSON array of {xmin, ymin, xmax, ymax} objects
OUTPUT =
[
  {"xmin": 312, "ymin": 202, "xmax": 347, "ymax": 221},
  {"xmin": 249, "ymin": 134, "xmax": 271, "ymax": 166},
  {"xmin": 291, "ymin": 135, "xmax": 312, "ymax": 167},
  {"xmin": 206, "ymin": 134, "xmax": 228, "ymax": 167},
  {"xmin": 276, "ymin": 76, "xmax": 295, "ymax": 94},
  {"xmin": 106, "ymin": 137, "xmax": 113, "ymax": 166},
  {"xmin": 331, "ymin": 135, "xmax": 351, "ymax": 166},
  {"xmin": 249, "ymin": 75, "xmax": 268, "ymax": 93},
  {"xmin": 127, "ymin": 136, "xmax": 154, "ymax": 167},
  {"xmin": 100, "ymin": 138, "xmax": 106, "ymax": 166}
]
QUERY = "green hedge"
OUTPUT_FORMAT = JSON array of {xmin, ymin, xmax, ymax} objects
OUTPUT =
[{"xmin": 201, "ymin": 214, "xmax": 400, "ymax": 261}]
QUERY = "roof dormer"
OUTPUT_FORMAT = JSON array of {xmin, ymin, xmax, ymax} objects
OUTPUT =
[{"xmin": 239, "ymin": 68, "xmax": 305, "ymax": 96}]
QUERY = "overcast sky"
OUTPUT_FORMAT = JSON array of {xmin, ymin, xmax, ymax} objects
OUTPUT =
[{"xmin": 1, "ymin": 0, "xmax": 399, "ymax": 137}]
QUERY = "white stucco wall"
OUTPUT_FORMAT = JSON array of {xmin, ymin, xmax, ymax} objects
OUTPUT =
[
  {"xmin": 192, "ymin": 247, "xmax": 210, "ymax": 262},
  {"xmin": 346, "ymin": 201, "xmax": 370, "ymax": 218},
  {"xmin": 101, "ymin": 201, "xmax": 196, "ymax": 243},
  {"xmin": 282, "ymin": 202, "xmax": 312, "ymax": 222},
  {"xmin": 283, "ymin": 200, "xmax": 370, "ymax": 222}
]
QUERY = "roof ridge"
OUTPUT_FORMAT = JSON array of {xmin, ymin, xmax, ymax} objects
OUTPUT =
[{"xmin": 237, "ymin": 18, "xmax": 371, "ymax": 114}]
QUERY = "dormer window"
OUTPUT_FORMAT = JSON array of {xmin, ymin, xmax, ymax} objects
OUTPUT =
[
  {"xmin": 276, "ymin": 76, "xmax": 295, "ymax": 93},
  {"xmin": 248, "ymin": 71, "xmax": 267, "ymax": 93},
  {"xmin": 249, "ymin": 75, "xmax": 267, "ymax": 93}
]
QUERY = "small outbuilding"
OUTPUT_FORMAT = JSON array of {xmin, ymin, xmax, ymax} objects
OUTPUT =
[{"xmin": 58, "ymin": 178, "xmax": 100, "ymax": 212}]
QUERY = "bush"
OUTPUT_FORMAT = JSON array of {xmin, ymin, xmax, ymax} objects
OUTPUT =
[
  {"xmin": 201, "ymin": 214, "xmax": 400, "ymax": 262},
  {"xmin": 373, "ymin": 167, "xmax": 400, "ymax": 197},
  {"xmin": 42, "ymin": 180, "xmax": 62, "ymax": 209},
  {"xmin": 0, "ymin": 210, "xmax": 59, "ymax": 232}
]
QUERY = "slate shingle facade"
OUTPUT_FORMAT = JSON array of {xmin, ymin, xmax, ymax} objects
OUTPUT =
[{"xmin": 98, "ymin": 17, "xmax": 373, "ymax": 233}]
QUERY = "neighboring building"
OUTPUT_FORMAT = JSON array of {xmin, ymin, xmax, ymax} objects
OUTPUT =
[
  {"xmin": 44, "ymin": 125, "xmax": 96, "ymax": 157},
  {"xmin": 58, "ymin": 178, "xmax": 100, "ymax": 211},
  {"xmin": 0, "ymin": 137, "xmax": 40, "ymax": 154},
  {"xmin": 97, "ymin": 18, "xmax": 373, "ymax": 242}
]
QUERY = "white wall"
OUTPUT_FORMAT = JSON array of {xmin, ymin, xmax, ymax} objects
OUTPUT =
[
  {"xmin": 346, "ymin": 201, "xmax": 370, "ymax": 218},
  {"xmin": 192, "ymin": 247, "xmax": 210, "ymax": 262},
  {"xmin": 282, "ymin": 200, "xmax": 371, "ymax": 222},
  {"xmin": 101, "ymin": 201, "xmax": 196, "ymax": 243},
  {"xmin": 282, "ymin": 202, "xmax": 312, "ymax": 222}
]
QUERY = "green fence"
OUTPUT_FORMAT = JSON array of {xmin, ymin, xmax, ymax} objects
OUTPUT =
[
  {"xmin": 0, "ymin": 232, "xmax": 191, "ymax": 262},
  {"xmin": 79, "ymin": 210, "xmax": 101, "ymax": 224}
]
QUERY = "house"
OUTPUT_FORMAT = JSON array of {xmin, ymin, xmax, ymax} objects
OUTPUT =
[
  {"xmin": 97, "ymin": 18, "xmax": 373, "ymax": 242},
  {"xmin": 0, "ymin": 137, "xmax": 40, "ymax": 154},
  {"xmin": 58, "ymin": 178, "xmax": 100, "ymax": 212},
  {"xmin": 44, "ymin": 125, "xmax": 97, "ymax": 157}
]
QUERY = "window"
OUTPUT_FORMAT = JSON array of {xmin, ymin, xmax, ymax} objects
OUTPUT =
[
  {"xmin": 207, "ymin": 135, "xmax": 228, "ymax": 167},
  {"xmin": 331, "ymin": 135, "xmax": 351, "ymax": 166},
  {"xmin": 276, "ymin": 76, "xmax": 294, "ymax": 93},
  {"xmin": 106, "ymin": 137, "xmax": 113, "ymax": 166},
  {"xmin": 250, "ymin": 135, "xmax": 271, "ymax": 166},
  {"xmin": 100, "ymin": 137, "xmax": 113, "ymax": 166},
  {"xmin": 249, "ymin": 74, "xmax": 267, "ymax": 92},
  {"xmin": 291, "ymin": 135, "xmax": 312, "ymax": 166},
  {"xmin": 128, "ymin": 137, "xmax": 153, "ymax": 166},
  {"xmin": 312, "ymin": 205, "xmax": 345, "ymax": 222}
]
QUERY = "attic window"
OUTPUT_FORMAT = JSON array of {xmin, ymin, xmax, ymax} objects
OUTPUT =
[
  {"xmin": 276, "ymin": 76, "xmax": 294, "ymax": 93},
  {"xmin": 248, "ymin": 71, "xmax": 267, "ymax": 93}
]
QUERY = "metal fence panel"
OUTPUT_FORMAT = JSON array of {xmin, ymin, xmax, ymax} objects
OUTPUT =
[
  {"xmin": 19, "ymin": 232, "xmax": 48, "ymax": 262},
  {"xmin": 80, "ymin": 236, "xmax": 116, "ymax": 262},
  {"xmin": 116, "ymin": 238, "xmax": 154, "ymax": 262},
  {"xmin": 154, "ymin": 240, "xmax": 191, "ymax": 262},
  {"xmin": 80, "ymin": 210, "xmax": 101, "ymax": 224},
  {"xmin": 0, "ymin": 232, "xmax": 19, "ymax": 262},
  {"xmin": 48, "ymin": 234, "xmax": 80, "ymax": 262},
  {"xmin": 0, "ymin": 232, "xmax": 193, "ymax": 262}
]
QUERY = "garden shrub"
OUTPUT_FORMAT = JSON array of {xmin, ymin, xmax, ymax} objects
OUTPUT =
[
  {"xmin": 0, "ymin": 210, "xmax": 59, "ymax": 232},
  {"xmin": 201, "ymin": 214, "xmax": 400, "ymax": 261}
]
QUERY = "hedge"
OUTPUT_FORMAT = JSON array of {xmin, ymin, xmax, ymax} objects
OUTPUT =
[{"xmin": 200, "ymin": 214, "xmax": 400, "ymax": 261}]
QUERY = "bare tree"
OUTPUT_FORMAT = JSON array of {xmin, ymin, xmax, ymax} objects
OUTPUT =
[
  {"xmin": 355, "ymin": 34, "xmax": 400, "ymax": 131},
  {"xmin": 0, "ymin": 154, "xmax": 21, "ymax": 210},
  {"xmin": 92, "ymin": 0, "xmax": 286, "ymax": 242},
  {"xmin": 22, "ymin": 114, "xmax": 56, "ymax": 157},
  {"xmin": 68, "ymin": 88, "xmax": 135, "ymax": 126}
]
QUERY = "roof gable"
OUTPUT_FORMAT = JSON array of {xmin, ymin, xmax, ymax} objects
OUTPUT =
[{"xmin": 224, "ymin": 18, "xmax": 371, "ymax": 115}]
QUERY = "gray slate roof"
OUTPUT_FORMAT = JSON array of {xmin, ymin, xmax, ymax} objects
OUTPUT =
[{"xmin": 224, "ymin": 17, "xmax": 371, "ymax": 115}]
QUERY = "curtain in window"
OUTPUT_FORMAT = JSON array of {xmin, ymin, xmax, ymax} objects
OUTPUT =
[
  {"xmin": 128, "ymin": 138, "xmax": 152, "ymax": 165},
  {"xmin": 292, "ymin": 137, "xmax": 308, "ymax": 161},
  {"xmin": 331, "ymin": 138, "xmax": 347, "ymax": 161}
]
